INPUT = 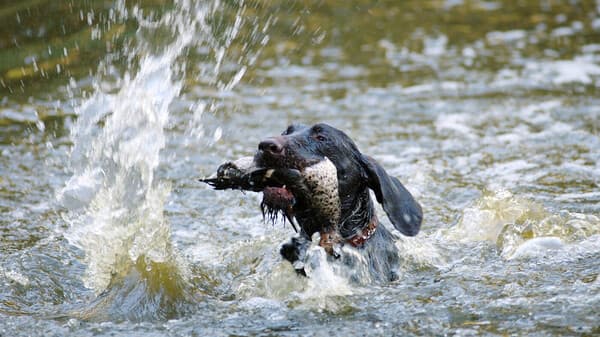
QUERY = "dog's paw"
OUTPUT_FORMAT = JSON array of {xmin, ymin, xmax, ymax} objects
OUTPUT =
[
  {"xmin": 280, "ymin": 236, "xmax": 310, "ymax": 275},
  {"xmin": 280, "ymin": 236, "xmax": 309, "ymax": 262}
]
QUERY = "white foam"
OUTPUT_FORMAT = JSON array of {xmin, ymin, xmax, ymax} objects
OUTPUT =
[
  {"xmin": 480, "ymin": 160, "xmax": 539, "ymax": 187},
  {"xmin": 592, "ymin": 17, "xmax": 600, "ymax": 31},
  {"xmin": 303, "ymin": 246, "xmax": 355, "ymax": 296},
  {"xmin": 582, "ymin": 44, "xmax": 600, "ymax": 53},
  {"xmin": 1, "ymin": 268, "xmax": 30, "ymax": 286},
  {"xmin": 240, "ymin": 297, "xmax": 284, "ymax": 310},
  {"xmin": 443, "ymin": 190, "xmax": 545, "ymax": 243},
  {"xmin": 435, "ymin": 113, "xmax": 477, "ymax": 139},
  {"xmin": 486, "ymin": 30, "xmax": 527, "ymax": 44},
  {"xmin": 508, "ymin": 237, "xmax": 564, "ymax": 260},
  {"xmin": 551, "ymin": 26, "xmax": 575, "ymax": 37},
  {"xmin": 423, "ymin": 35, "xmax": 448, "ymax": 56},
  {"xmin": 262, "ymin": 65, "xmax": 322, "ymax": 79},
  {"xmin": 402, "ymin": 81, "xmax": 462, "ymax": 95},
  {"xmin": 524, "ymin": 58, "xmax": 600, "ymax": 85},
  {"xmin": 520, "ymin": 100, "xmax": 562, "ymax": 117},
  {"xmin": 555, "ymin": 191, "xmax": 600, "ymax": 202},
  {"xmin": 395, "ymin": 235, "xmax": 447, "ymax": 269}
]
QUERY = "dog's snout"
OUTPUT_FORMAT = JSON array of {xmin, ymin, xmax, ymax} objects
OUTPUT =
[{"xmin": 259, "ymin": 138, "xmax": 284, "ymax": 155}]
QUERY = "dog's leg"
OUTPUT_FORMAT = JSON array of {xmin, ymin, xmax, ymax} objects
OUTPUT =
[{"xmin": 318, "ymin": 230, "xmax": 342, "ymax": 259}]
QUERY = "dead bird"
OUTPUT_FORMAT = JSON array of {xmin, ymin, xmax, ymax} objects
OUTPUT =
[{"xmin": 200, "ymin": 155, "xmax": 342, "ymax": 256}]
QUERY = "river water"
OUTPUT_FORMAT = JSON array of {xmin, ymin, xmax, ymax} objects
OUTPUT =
[{"xmin": 1, "ymin": 0, "xmax": 599, "ymax": 336}]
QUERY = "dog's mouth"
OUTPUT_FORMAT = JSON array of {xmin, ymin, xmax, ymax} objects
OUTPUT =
[{"xmin": 254, "ymin": 147, "xmax": 321, "ymax": 172}]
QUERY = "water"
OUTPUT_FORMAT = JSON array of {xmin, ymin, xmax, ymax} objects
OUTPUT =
[{"xmin": 1, "ymin": 0, "xmax": 600, "ymax": 335}]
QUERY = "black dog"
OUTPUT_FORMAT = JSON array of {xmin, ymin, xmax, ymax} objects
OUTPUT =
[{"xmin": 203, "ymin": 123, "xmax": 423, "ymax": 282}]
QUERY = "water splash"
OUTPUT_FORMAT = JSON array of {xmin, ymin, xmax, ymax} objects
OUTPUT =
[
  {"xmin": 442, "ymin": 189, "xmax": 600, "ymax": 259},
  {"xmin": 232, "ymin": 241, "xmax": 359, "ymax": 314},
  {"xmin": 57, "ymin": 0, "xmax": 267, "ymax": 320},
  {"xmin": 443, "ymin": 189, "xmax": 546, "ymax": 243}
]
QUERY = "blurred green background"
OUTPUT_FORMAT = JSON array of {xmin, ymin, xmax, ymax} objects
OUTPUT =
[{"xmin": 2, "ymin": 0, "xmax": 599, "ymax": 99}]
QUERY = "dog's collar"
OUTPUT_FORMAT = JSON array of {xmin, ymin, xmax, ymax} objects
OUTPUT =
[{"xmin": 346, "ymin": 215, "xmax": 378, "ymax": 247}]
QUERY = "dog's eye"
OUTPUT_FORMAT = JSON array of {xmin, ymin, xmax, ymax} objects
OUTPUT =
[
  {"xmin": 283, "ymin": 126, "xmax": 294, "ymax": 135},
  {"xmin": 315, "ymin": 134, "xmax": 327, "ymax": 142}
]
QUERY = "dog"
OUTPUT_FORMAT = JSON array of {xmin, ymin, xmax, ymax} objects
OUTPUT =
[{"xmin": 202, "ymin": 123, "xmax": 423, "ymax": 282}]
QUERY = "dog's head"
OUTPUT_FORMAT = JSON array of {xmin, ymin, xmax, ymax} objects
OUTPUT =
[{"xmin": 254, "ymin": 123, "xmax": 422, "ymax": 237}]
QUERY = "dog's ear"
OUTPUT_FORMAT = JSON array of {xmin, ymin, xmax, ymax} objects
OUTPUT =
[{"xmin": 360, "ymin": 155, "xmax": 422, "ymax": 236}]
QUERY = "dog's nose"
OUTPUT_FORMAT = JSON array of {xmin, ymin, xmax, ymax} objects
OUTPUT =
[{"xmin": 258, "ymin": 137, "xmax": 284, "ymax": 155}]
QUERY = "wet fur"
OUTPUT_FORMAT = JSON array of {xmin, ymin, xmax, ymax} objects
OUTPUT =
[{"xmin": 256, "ymin": 123, "xmax": 423, "ymax": 282}]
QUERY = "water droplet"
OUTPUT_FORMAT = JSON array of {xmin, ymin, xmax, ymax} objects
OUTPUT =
[
  {"xmin": 36, "ymin": 120, "xmax": 45, "ymax": 132},
  {"xmin": 87, "ymin": 12, "xmax": 94, "ymax": 26},
  {"xmin": 213, "ymin": 127, "xmax": 222, "ymax": 142}
]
